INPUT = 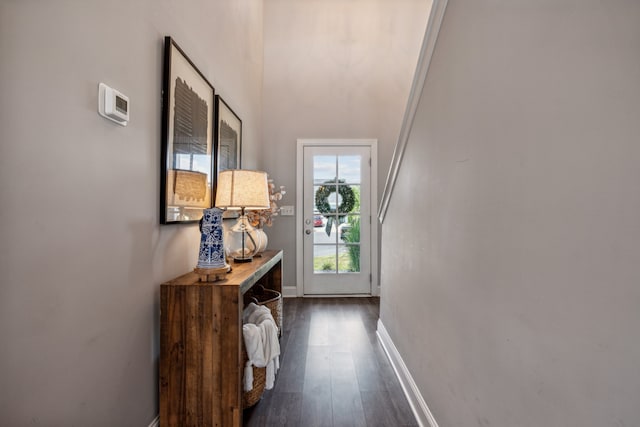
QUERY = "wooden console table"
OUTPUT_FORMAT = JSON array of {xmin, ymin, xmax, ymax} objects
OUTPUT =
[{"xmin": 160, "ymin": 250, "xmax": 283, "ymax": 427}]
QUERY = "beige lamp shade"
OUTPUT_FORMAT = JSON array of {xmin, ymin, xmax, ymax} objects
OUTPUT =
[{"xmin": 214, "ymin": 169, "xmax": 270, "ymax": 210}]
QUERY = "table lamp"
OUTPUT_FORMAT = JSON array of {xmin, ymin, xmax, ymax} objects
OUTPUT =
[{"xmin": 215, "ymin": 169, "xmax": 270, "ymax": 262}]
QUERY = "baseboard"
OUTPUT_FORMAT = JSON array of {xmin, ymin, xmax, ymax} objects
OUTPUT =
[
  {"xmin": 147, "ymin": 415, "xmax": 159, "ymax": 427},
  {"xmin": 282, "ymin": 285, "xmax": 380, "ymax": 298},
  {"xmin": 377, "ymin": 320, "xmax": 439, "ymax": 427},
  {"xmin": 282, "ymin": 285, "xmax": 298, "ymax": 297}
]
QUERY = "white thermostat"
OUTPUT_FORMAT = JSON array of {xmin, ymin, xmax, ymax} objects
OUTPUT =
[{"xmin": 98, "ymin": 82, "xmax": 129, "ymax": 126}]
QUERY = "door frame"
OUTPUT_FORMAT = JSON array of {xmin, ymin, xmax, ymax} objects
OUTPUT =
[{"xmin": 296, "ymin": 139, "xmax": 379, "ymax": 297}]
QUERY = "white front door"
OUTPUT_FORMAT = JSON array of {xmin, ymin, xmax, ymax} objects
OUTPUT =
[{"xmin": 301, "ymin": 142, "xmax": 372, "ymax": 295}]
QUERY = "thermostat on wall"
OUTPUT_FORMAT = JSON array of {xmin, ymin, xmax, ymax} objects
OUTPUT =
[{"xmin": 98, "ymin": 82, "xmax": 129, "ymax": 126}]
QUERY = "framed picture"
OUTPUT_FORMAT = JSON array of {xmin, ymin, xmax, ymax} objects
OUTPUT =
[
  {"xmin": 215, "ymin": 95, "xmax": 242, "ymax": 173},
  {"xmin": 160, "ymin": 36, "xmax": 216, "ymax": 224}
]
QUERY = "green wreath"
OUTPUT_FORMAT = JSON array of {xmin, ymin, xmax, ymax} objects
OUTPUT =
[
  {"xmin": 315, "ymin": 179, "xmax": 355, "ymax": 216},
  {"xmin": 315, "ymin": 179, "xmax": 355, "ymax": 236}
]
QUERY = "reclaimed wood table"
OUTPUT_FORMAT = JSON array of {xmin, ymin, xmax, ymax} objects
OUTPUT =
[{"xmin": 160, "ymin": 250, "xmax": 283, "ymax": 427}]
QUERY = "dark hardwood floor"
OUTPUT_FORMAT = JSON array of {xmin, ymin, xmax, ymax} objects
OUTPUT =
[{"xmin": 243, "ymin": 298, "xmax": 418, "ymax": 427}]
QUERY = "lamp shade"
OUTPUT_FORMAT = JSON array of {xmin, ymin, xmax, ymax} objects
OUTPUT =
[{"xmin": 215, "ymin": 169, "xmax": 270, "ymax": 210}]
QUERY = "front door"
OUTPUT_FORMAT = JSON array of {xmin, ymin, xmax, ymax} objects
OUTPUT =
[{"xmin": 302, "ymin": 143, "xmax": 372, "ymax": 295}]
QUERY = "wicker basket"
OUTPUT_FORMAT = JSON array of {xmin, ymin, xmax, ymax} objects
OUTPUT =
[
  {"xmin": 248, "ymin": 285, "xmax": 283, "ymax": 336},
  {"xmin": 241, "ymin": 343, "xmax": 266, "ymax": 408},
  {"xmin": 241, "ymin": 286, "xmax": 281, "ymax": 408}
]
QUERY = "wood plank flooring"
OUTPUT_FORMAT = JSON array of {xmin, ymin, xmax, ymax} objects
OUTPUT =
[{"xmin": 243, "ymin": 298, "xmax": 418, "ymax": 427}]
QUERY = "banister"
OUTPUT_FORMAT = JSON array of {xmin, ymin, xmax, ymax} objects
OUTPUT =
[{"xmin": 378, "ymin": 0, "xmax": 449, "ymax": 223}]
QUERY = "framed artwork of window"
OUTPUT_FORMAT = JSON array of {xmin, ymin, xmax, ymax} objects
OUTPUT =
[
  {"xmin": 160, "ymin": 36, "xmax": 216, "ymax": 224},
  {"xmin": 215, "ymin": 95, "xmax": 242, "ymax": 174}
]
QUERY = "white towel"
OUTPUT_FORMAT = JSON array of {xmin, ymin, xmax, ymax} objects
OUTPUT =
[{"xmin": 242, "ymin": 303, "xmax": 280, "ymax": 391}]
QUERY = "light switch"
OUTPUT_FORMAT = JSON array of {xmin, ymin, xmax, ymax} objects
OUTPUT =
[{"xmin": 280, "ymin": 205, "xmax": 294, "ymax": 216}]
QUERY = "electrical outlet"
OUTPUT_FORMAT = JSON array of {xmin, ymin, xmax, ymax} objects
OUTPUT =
[{"xmin": 280, "ymin": 205, "xmax": 294, "ymax": 216}]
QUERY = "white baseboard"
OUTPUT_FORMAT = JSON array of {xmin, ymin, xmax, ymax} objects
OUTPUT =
[
  {"xmin": 377, "ymin": 320, "xmax": 439, "ymax": 427},
  {"xmin": 147, "ymin": 415, "xmax": 159, "ymax": 427},
  {"xmin": 282, "ymin": 285, "xmax": 380, "ymax": 298},
  {"xmin": 282, "ymin": 285, "xmax": 298, "ymax": 297}
]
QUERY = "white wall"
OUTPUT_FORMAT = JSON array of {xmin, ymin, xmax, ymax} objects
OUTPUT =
[
  {"xmin": 381, "ymin": 1, "xmax": 640, "ymax": 426},
  {"xmin": 0, "ymin": 1, "xmax": 263, "ymax": 425},
  {"xmin": 262, "ymin": 0, "xmax": 431, "ymax": 289}
]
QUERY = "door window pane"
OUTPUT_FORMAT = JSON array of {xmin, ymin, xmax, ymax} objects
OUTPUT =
[
  {"xmin": 335, "ymin": 184, "xmax": 360, "ymax": 215},
  {"xmin": 339, "ymin": 215, "xmax": 360, "ymax": 244},
  {"xmin": 338, "ymin": 244, "xmax": 360, "ymax": 273},
  {"xmin": 313, "ymin": 155, "xmax": 336, "ymax": 183},
  {"xmin": 338, "ymin": 155, "xmax": 361, "ymax": 184},
  {"xmin": 314, "ymin": 245, "xmax": 336, "ymax": 273}
]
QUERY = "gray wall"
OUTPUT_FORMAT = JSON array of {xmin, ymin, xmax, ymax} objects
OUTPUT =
[
  {"xmin": 380, "ymin": 1, "xmax": 640, "ymax": 426},
  {"xmin": 262, "ymin": 0, "xmax": 431, "ymax": 289},
  {"xmin": 0, "ymin": 1, "xmax": 263, "ymax": 425}
]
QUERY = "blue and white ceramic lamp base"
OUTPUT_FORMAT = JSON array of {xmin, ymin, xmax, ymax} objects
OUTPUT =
[{"xmin": 195, "ymin": 207, "xmax": 230, "ymax": 281}]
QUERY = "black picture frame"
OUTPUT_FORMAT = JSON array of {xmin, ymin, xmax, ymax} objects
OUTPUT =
[
  {"xmin": 160, "ymin": 36, "xmax": 216, "ymax": 224},
  {"xmin": 215, "ymin": 95, "xmax": 242, "ymax": 174},
  {"xmin": 214, "ymin": 96, "xmax": 242, "ymax": 219}
]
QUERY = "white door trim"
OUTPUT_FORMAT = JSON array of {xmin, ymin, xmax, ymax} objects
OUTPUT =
[{"xmin": 296, "ymin": 139, "xmax": 378, "ymax": 297}]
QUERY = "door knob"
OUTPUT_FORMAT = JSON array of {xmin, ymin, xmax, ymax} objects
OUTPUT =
[{"xmin": 305, "ymin": 229, "xmax": 312, "ymax": 235}]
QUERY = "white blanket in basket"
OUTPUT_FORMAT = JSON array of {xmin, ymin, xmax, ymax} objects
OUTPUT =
[{"xmin": 242, "ymin": 302, "xmax": 280, "ymax": 391}]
